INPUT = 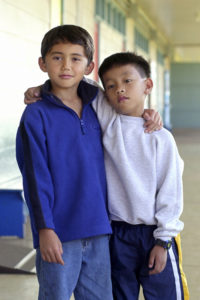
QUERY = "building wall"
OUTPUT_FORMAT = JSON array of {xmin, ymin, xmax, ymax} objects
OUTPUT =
[
  {"xmin": 0, "ymin": 0, "xmax": 59, "ymax": 188},
  {"xmin": 0, "ymin": 0, "xmax": 171, "ymax": 188},
  {"xmin": 61, "ymin": 0, "xmax": 168, "ymax": 110},
  {"xmin": 63, "ymin": 0, "xmax": 95, "ymax": 36},
  {"xmin": 0, "ymin": 0, "xmax": 54, "ymax": 133},
  {"xmin": 171, "ymin": 63, "xmax": 200, "ymax": 128},
  {"xmin": 99, "ymin": 22, "xmax": 124, "ymax": 63}
]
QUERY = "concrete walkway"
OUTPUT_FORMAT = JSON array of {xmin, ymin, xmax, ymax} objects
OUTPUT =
[
  {"xmin": 0, "ymin": 129, "xmax": 199, "ymax": 300},
  {"xmin": 172, "ymin": 129, "xmax": 200, "ymax": 300}
]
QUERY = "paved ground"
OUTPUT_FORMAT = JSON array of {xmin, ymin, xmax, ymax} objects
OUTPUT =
[
  {"xmin": 0, "ymin": 129, "xmax": 199, "ymax": 299},
  {"xmin": 172, "ymin": 129, "xmax": 200, "ymax": 300}
]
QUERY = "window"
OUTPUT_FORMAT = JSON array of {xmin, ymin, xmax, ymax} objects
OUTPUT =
[
  {"xmin": 157, "ymin": 50, "xmax": 164, "ymax": 65},
  {"xmin": 135, "ymin": 28, "xmax": 149, "ymax": 53},
  {"xmin": 95, "ymin": 0, "xmax": 126, "ymax": 34}
]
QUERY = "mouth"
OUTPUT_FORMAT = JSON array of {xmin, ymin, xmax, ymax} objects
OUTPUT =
[
  {"xmin": 59, "ymin": 74, "xmax": 73, "ymax": 79},
  {"xmin": 118, "ymin": 96, "xmax": 128, "ymax": 103}
]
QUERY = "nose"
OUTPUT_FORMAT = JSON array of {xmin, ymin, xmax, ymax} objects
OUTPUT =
[
  {"xmin": 62, "ymin": 58, "xmax": 70, "ymax": 70},
  {"xmin": 116, "ymin": 86, "xmax": 125, "ymax": 94}
]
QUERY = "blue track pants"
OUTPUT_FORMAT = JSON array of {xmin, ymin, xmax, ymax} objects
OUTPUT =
[{"xmin": 110, "ymin": 222, "xmax": 189, "ymax": 300}]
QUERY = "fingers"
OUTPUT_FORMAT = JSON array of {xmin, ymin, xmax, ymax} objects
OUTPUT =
[
  {"xmin": 55, "ymin": 252, "xmax": 65, "ymax": 265},
  {"xmin": 149, "ymin": 259, "xmax": 166, "ymax": 275},
  {"xmin": 143, "ymin": 111, "xmax": 155, "ymax": 121},
  {"xmin": 151, "ymin": 111, "xmax": 163, "ymax": 127},
  {"xmin": 24, "ymin": 87, "xmax": 42, "ymax": 104},
  {"xmin": 56, "ymin": 243, "xmax": 64, "ymax": 265},
  {"xmin": 148, "ymin": 251, "xmax": 155, "ymax": 269},
  {"xmin": 39, "ymin": 229, "xmax": 64, "ymax": 265},
  {"xmin": 41, "ymin": 245, "xmax": 64, "ymax": 265},
  {"xmin": 144, "ymin": 122, "xmax": 162, "ymax": 133},
  {"xmin": 148, "ymin": 246, "xmax": 167, "ymax": 275},
  {"xmin": 143, "ymin": 109, "xmax": 163, "ymax": 133},
  {"xmin": 24, "ymin": 93, "xmax": 41, "ymax": 104}
]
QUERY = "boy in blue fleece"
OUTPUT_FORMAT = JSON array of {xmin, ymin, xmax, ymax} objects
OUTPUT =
[
  {"xmin": 19, "ymin": 25, "xmax": 161, "ymax": 300},
  {"xmin": 16, "ymin": 25, "xmax": 113, "ymax": 300}
]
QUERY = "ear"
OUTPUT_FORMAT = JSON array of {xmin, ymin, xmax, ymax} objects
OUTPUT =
[
  {"xmin": 144, "ymin": 78, "xmax": 153, "ymax": 95},
  {"xmin": 38, "ymin": 57, "xmax": 47, "ymax": 73},
  {"xmin": 84, "ymin": 61, "xmax": 95, "ymax": 75}
]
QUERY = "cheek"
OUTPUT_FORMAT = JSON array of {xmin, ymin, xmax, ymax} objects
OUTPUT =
[
  {"xmin": 105, "ymin": 93, "xmax": 114, "ymax": 104},
  {"xmin": 75, "ymin": 63, "xmax": 88, "ymax": 73},
  {"xmin": 47, "ymin": 64, "xmax": 59, "ymax": 73}
]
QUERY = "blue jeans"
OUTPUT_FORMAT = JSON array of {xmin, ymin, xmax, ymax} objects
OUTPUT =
[{"xmin": 36, "ymin": 235, "xmax": 113, "ymax": 300}]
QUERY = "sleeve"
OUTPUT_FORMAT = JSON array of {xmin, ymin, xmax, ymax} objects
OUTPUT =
[
  {"xmin": 153, "ymin": 130, "xmax": 184, "ymax": 240},
  {"xmin": 82, "ymin": 76, "xmax": 116, "ymax": 131},
  {"xmin": 92, "ymin": 89, "xmax": 116, "ymax": 132},
  {"xmin": 16, "ymin": 105, "xmax": 55, "ymax": 233}
]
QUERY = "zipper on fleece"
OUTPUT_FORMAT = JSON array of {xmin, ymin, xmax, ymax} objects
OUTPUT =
[{"xmin": 80, "ymin": 119, "xmax": 86, "ymax": 135}]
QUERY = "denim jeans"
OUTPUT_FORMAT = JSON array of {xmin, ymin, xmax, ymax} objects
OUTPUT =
[{"xmin": 36, "ymin": 234, "xmax": 113, "ymax": 300}]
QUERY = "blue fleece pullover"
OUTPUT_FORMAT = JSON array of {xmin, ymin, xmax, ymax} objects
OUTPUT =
[{"xmin": 16, "ymin": 80, "xmax": 112, "ymax": 248}]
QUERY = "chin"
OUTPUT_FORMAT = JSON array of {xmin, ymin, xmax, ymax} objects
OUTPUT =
[{"xmin": 118, "ymin": 109, "xmax": 130, "ymax": 115}]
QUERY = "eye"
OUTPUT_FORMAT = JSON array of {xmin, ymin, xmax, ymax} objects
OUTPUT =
[
  {"xmin": 125, "ymin": 79, "xmax": 132, "ymax": 83},
  {"xmin": 52, "ymin": 56, "xmax": 62, "ymax": 61},
  {"xmin": 72, "ymin": 57, "xmax": 81, "ymax": 62},
  {"xmin": 106, "ymin": 84, "xmax": 115, "ymax": 90}
]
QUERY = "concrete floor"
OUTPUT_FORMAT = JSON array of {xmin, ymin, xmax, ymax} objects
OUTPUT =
[{"xmin": 0, "ymin": 129, "xmax": 199, "ymax": 300}]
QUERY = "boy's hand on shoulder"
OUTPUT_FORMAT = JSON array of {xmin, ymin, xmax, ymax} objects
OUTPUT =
[
  {"xmin": 148, "ymin": 245, "xmax": 167, "ymax": 275},
  {"xmin": 24, "ymin": 85, "xmax": 42, "ymax": 104},
  {"xmin": 39, "ymin": 228, "xmax": 64, "ymax": 265},
  {"xmin": 143, "ymin": 109, "xmax": 163, "ymax": 133}
]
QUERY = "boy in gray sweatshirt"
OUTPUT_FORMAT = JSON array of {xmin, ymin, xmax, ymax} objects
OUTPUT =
[{"xmin": 93, "ymin": 52, "xmax": 189, "ymax": 300}]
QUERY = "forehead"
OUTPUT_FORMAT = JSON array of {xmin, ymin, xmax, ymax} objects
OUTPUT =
[
  {"xmin": 103, "ymin": 64, "xmax": 142, "ymax": 82},
  {"xmin": 48, "ymin": 42, "xmax": 86, "ymax": 56}
]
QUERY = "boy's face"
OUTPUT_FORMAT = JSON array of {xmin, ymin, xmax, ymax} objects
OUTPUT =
[
  {"xmin": 103, "ymin": 64, "xmax": 153, "ymax": 117},
  {"xmin": 39, "ymin": 42, "xmax": 94, "ymax": 95}
]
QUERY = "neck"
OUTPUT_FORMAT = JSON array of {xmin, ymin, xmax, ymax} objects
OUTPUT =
[
  {"xmin": 51, "ymin": 86, "xmax": 79, "ymax": 103},
  {"xmin": 126, "ymin": 106, "xmax": 144, "ymax": 118}
]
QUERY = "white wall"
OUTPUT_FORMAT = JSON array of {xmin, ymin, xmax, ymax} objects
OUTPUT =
[
  {"xmin": 0, "ymin": 0, "xmax": 51, "ymax": 133},
  {"xmin": 0, "ymin": 0, "xmax": 54, "ymax": 188}
]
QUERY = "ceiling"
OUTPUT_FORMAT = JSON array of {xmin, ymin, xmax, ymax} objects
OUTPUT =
[{"xmin": 135, "ymin": 0, "xmax": 200, "ymax": 60}]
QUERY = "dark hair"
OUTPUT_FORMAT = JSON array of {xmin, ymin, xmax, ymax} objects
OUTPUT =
[
  {"xmin": 41, "ymin": 24, "xmax": 94, "ymax": 64},
  {"xmin": 98, "ymin": 52, "xmax": 151, "ymax": 85}
]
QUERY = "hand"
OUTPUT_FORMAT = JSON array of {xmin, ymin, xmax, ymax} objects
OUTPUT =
[
  {"xmin": 24, "ymin": 85, "xmax": 42, "ymax": 104},
  {"xmin": 148, "ymin": 245, "xmax": 167, "ymax": 275},
  {"xmin": 143, "ymin": 109, "xmax": 163, "ymax": 133},
  {"xmin": 39, "ymin": 229, "xmax": 64, "ymax": 265}
]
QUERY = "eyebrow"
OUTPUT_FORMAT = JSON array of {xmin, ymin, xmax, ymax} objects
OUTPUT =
[
  {"xmin": 50, "ymin": 51, "xmax": 83, "ymax": 57},
  {"xmin": 104, "ymin": 72, "xmax": 134, "ymax": 83}
]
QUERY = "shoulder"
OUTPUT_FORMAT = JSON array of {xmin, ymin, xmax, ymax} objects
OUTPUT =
[
  {"xmin": 82, "ymin": 77, "xmax": 104, "ymax": 98},
  {"xmin": 21, "ymin": 100, "xmax": 47, "ymax": 122},
  {"xmin": 83, "ymin": 76, "xmax": 103, "ymax": 90},
  {"xmin": 151, "ymin": 128, "xmax": 181, "ymax": 159},
  {"xmin": 152, "ymin": 128, "xmax": 176, "ymax": 144}
]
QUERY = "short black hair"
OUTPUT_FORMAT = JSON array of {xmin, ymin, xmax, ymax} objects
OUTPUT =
[
  {"xmin": 41, "ymin": 24, "xmax": 94, "ymax": 64},
  {"xmin": 98, "ymin": 52, "xmax": 151, "ymax": 85}
]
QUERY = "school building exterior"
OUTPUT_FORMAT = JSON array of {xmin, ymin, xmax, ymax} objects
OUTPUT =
[
  {"xmin": 0, "ymin": 0, "xmax": 200, "ymax": 137},
  {"xmin": 0, "ymin": 1, "xmax": 200, "ymax": 299},
  {"xmin": 1, "ymin": 0, "xmax": 200, "ymax": 146}
]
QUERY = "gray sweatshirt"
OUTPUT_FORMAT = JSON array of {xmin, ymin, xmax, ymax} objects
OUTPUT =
[{"xmin": 92, "ymin": 89, "xmax": 184, "ymax": 241}]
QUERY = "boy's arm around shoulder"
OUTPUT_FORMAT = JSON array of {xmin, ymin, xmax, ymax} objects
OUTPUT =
[
  {"xmin": 84, "ymin": 77, "xmax": 115, "ymax": 130},
  {"xmin": 16, "ymin": 104, "xmax": 55, "ymax": 231},
  {"xmin": 154, "ymin": 129, "xmax": 184, "ymax": 240},
  {"xmin": 92, "ymin": 89, "xmax": 116, "ymax": 130}
]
